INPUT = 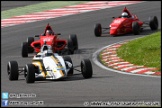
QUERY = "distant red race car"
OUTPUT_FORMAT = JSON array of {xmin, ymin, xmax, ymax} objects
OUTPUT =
[
  {"xmin": 94, "ymin": 7, "xmax": 158, "ymax": 36},
  {"xmin": 21, "ymin": 24, "xmax": 78, "ymax": 57}
]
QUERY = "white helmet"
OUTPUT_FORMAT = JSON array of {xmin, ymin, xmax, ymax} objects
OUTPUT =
[
  {"xmin": 121, "ymin": 12, "xmax": 128, "ymax": 18},
  {"xmin": 44, "ymin": 50, "xmax": 53, "ymax": 56},
  {"xmin": 46, "ymin": 30, "xmax": 53, "ymax": 35}
]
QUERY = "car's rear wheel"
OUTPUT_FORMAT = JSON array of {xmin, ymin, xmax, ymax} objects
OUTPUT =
[
  {"xmin": 149, "ymin": 16, "xmax": 158, "ymax": 30},
  {"xmin": 67, "ymin": 38, "xmax": 74, "ymax": 54},
  {"xmin": 63, "ymin": 56, "xmax": 73, "ymax": 76},
  {"xmin": 94, "ymin": 23, "xmax": 102, "ymax": 37},
  {"xmin": 21, "ymin": 42, "xmax": 28, "ymax": 57},
  {"xmin": 69, "ymin": 34, "xmax": 78, "ymax": 50},
  {"xmin": 81, "ymin": 59, "xmax": 93, "ymax": 79},
  {"xmin": 25, "ymin": 64, "xmax": 35, "ymax": 83},
  {"xmin": 27, "ymin": 37, "xmax": 34, "ymax": 53},
  {"xmin": 132, "ymin": 21, "xmax": 140, "ymax": 35},
  {"xmin": 7, "ymin": 61, "xmax": 19, "ymax": 80}
]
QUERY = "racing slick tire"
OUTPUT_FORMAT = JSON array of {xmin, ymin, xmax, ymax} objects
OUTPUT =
[
  {"xmin": 27, "ymin": 37, "xmax": 34, "ymax": 53},
  {"xmin": 69, "ymin": 34, "xmax": 78, "ymax": 50},
  {"xmin": 94, "ymin": 23, "xmax": 102, "ymax": 37},
  {"xmin": 132, "ymin": 21, "xmax": 140, "ymax": 35},
  {"xmin": 25, "ymin": 64, "xmax": 35, "ymax": 83},
  {"xmin": 149, "ymin": 16, "xmax": 158, "ymax": 30},
  {"xmin": 22, "ymin": 42, "xmax": 28, "ymax": 57},
  {"xmin": 63, "ymin": 56, "xmax": 73, "ymax": 76},
  {"xmin": 7, "ymin": 61, "xmax": 19, "ymax": 80},
  {"xmin": 81, "ymin": 59, "xmax": 93, "ymax": 79},
  {"xmin": 67, "ymin": 38, "xmax": 74, "ymax": 54}
]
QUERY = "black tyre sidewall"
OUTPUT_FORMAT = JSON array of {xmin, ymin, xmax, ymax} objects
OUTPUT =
[
  {"xmin": 81, "ymin": 59, "xmax": 93, "ymax": 78},
  {"xmin": 22, "ymin": 42, "xmax": 28, "ymax": 57},
  {"xmin": 132, "ymin": 22, "xmax": 140, "ymax": 35},
  {"xmin": 7, "ymin": 61, "xmax": 19, "ymax": 80},
  {"xmin": 67, "ymin": 38, "xmax": 74, "ymax": 54},
  {"xmin": 149, "ymin": 16, "xmax": 158, "ymax": 30},
  {"xmin": 27, "ymin": 37, "xmax": 34, "ymax": 53},
  {"xmin": 94, "ymin": 23, "xmax": 102, "ymax": 37},
  {"xmin": 69, "ymin": 34, "xmax": 78, "ymax": 50},
  {"xmin": 25, "ymin": 64, "xmax": 35, "ymax": 83}
]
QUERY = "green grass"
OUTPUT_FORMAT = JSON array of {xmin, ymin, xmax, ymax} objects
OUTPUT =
[
  {"xmin": 1, "ymin": 1, "xmax": 88, "ymax": 19},
  {"xmin": 117, "ymin": 31, "xmax": 161, "ymax": 71}
]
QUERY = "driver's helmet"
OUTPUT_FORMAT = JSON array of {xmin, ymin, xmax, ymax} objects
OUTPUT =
[
  {"xmin": 46, "ymin": 30, "xmax": 53, "ymax": 35},
  {"xmin": 44, "ymin": 50, "xmax": 53, "ymax": 56},
  {"xmin": 121, "ymin": 12, "xmax": 128, "ymax": 18}
]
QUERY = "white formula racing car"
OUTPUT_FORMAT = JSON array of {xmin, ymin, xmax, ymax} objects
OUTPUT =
[{"xmin": 7, "ymin": 44, "xmax": 93, "ymax": 83}]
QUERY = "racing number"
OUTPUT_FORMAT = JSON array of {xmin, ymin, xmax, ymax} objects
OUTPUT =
[
  {"xmin": 114, "ymin": 20, "xmax": 121, "ymax": 24},
  {"xmin": 43, "ymin": 38, "xmax": 51, "ymax": 42}
]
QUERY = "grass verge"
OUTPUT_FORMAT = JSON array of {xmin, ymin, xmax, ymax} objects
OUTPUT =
[
  {"xmin": 117, "ymin": 31, "xmax": 161, "ymax": 71},
  {"xmin": 2, "ymin": 1, "xmax": 88, "ymax": 19}
]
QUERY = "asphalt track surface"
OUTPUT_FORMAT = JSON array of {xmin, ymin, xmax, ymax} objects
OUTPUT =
[{"xmin": 1, "ymin": 1, "xmax": 161, "ymax": 107}]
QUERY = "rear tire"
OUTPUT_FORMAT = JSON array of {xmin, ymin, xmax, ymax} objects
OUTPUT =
[
  {"xmin": 132, "ymin": 21, "xmax": 140, "ymax": 35},
  {"xmin": 27, "ymin": 37, "xmax": 34, "ymax": 53},
  {"xmin": 69, "ymin": 34, "xmax": 78, "ymax": 50},
  {"xmin": 7, "ymin": 61, "xmax": 19, "ymax": 80},
  {"xmin": 149, "ymin": 16, "xmax": 158, "ymax": 30},
  {"xmin": 25, "ymin": 64, "xmax": 35, "ymax": 83},
  {"xmin": 63, "ymin": 56, "xmax": 73, "ymax": 76},
  {"xmin": 21, "ymin": 42, "xmax": 28, "ymax": 57},
  {"xmin": 67, "ymin": 38, "xmax": 74, "ymax": 54},
  {"xmin": 94, "ymin": 23, "xmax": 102, "ymax": 37},
  {"xmin": 81, "ymin": 59, "xmax": 93, "ymax": 78}
]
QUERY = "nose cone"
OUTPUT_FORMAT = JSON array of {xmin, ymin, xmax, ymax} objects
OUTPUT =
[
  {"xmin": 110, "ymin": 28, "xmax": 117, "ymax": 35},
  {"xmin": 109, "ymin": 18, "xmax": 126, "ymax": 36}
]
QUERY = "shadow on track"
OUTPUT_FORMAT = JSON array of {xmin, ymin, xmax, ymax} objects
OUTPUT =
[{"xmin": 95, "ymin": 29, "xmax": 160, "ymax": 37}]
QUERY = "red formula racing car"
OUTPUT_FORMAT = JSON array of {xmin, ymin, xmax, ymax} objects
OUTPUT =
[
  {"xmin": 94, "ymin": 7, "xmax": 158, "ymax": 36},
  {"xmin": 21, "ymin": 24, "xmax": 78, "ymax": 57}
]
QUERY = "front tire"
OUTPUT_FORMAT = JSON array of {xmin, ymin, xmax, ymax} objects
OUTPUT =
[
  {"xmin": 81, "ymin": 59, "xmax": 93, "ymax": 79},
  {"xmin": 21, "ymin": 42, "xmax": 28, "ymax": 57},
  {"xmin": 25, "ymin": 64, "xmax": 35, "ymax": 83},
  {"xmin": 149, "ymin": 16, "xmax": 158, "ymax": 30},
  {"xmin": 132, "ymin": 21, "xmax": 140, "ymax": 35},
  {"xmin": 7, "ymin": 61, "xmax": 19, "ymax": 80},
  {"xmin": 94, "ymin": 23, "xmax": 102, "ymax": 37},
  {"xmin": 63, "ymin": 56, "xmax": 73, "ymax": 76}
]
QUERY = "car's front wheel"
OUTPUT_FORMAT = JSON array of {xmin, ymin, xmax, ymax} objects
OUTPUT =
[
  {"xmin": 7, "ymin": 61, "xmax": 19, "ymax": 80},
  {"xmin": 94, "ymin": 23, "xmax": 102, "ymax": 37},
  {"xmin": 81, "ymin": 59, "xmax": 93, "ymax": 79},
  {"xmin": 25, "ymin": 64, "xmax": 35, "ymax": 83}
]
